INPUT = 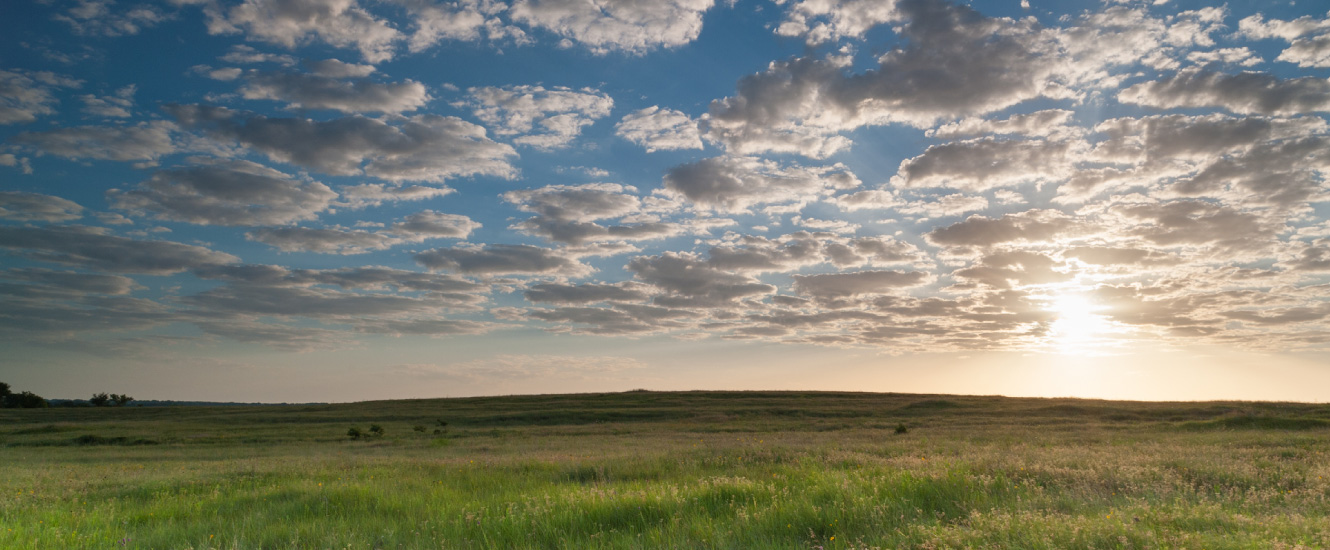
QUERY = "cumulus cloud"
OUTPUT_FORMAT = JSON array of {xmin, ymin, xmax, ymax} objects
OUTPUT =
[
  {"xmin": 627, "ymin": 251, "xmax": 774, "ymax": 307},
  {"xmin": 1119, "ymin": 69, "xmax": 1330, "ymax": 115},
  {"xmin": 79, "ymin": 84, "xmax": 137, "ymax": 118},
  {"xmin": 458, "ymin": 85, "xmax": 612, "ymax": 149},
  {"xmin": 502, "ymin": 183, "xmax": 684, "ymax": 244},
  {"xmin": 1238, "ymin": 13, "xmax": 1330, "ymax": 68},
  {"xmin": 0, "ymin": 69, "xmax": 81, "ymax": 124},
  {"xmin": 509, "ymin": 0, "xmax": 714, "ymax": 55},
  {"xmin": 12, "ymin": 120, "xmax": 177, "ymax": 162},
  {"xmin": 706, "ymin": 1, "xmax": 1071, "ymax": 158},
  {"xmin": 335, "ymin": 183, "xmax": 455, "ymax": 209},
  {"xmin": 0, "ymin": 225, "xmax": 238, "ymax": 274},
  {"xmin": 167, "ymin": 104, "xmax": 517, "ymax": 182},
  {"xmin": 246, "ymin": 211, "xmax": 478, "ymax": 253},
  {"xmin": 395, "ymin": 0, "xmax": 525, "ymax": 52},
  {"xmin": 108, "ymin": 159, "xmax": 337, "ymax": 226},
  {"xmin": 662, "ymin": 156, "xmax": 860, "ymax": 214},
  {"xmin": 415, "ymin": 243, "xmax": 592, "ymax": 276},
  {"xmin": 926, "ymin": 209, "xmax": 1082, "ymax": 248},
  {"xmin": 55, "ymin": 0, "xmax": 169, "ymax": 37},
  {"xmin": 890, "ymin": 138, "xmax": 1075, "ymax": 191},
  {"xmin": 774, "ymin": 0, "xmax": 901, "ymax": 44},
  {"xmin": 0, "ymin": 191, "xmax": 84, "ymax": 222},
  {"xmin": 205, "ymin": 0, "xmax": 402, "ymax": 63},
  {"xmin": 792, "ymin": 270, "xmax": 929, "ymax": 299},
  {"xmin": 614, "ymin": 106, "xmax": 703, "ymax": 152},
  {"xmin": 832, "ymin": 189, "xmax": 988, "ymax": 218},
  {"xmin": 237, "ymin": 68, "xmax": 430, "ymax": 113},
  {"xmin": 523, "ymin": 282, "xmax": 650, "ymax": 304},
  {"xmin": 926, "ymin": 110, "xmax": 1079, "ymax": 140}
]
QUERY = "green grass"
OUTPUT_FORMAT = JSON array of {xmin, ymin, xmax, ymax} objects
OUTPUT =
[{"xmin": 2, "ymin": 391, "xmax": 1329, "ymax": 549}]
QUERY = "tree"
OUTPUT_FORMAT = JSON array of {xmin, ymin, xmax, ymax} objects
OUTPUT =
[
  {"xmin": 5, "ymin": 391, "xmax": 48, "ymax": 409},
  {"xmin": 110, "ymin": 393, "xmax": 134, "ymax": 407},
  {"xmin": 90, "ymin": 393, "xmax": 111, "ymax": 407},
  {"xmin": 0, "ymin": 382, "xmax": 10, "ymax": 400}
]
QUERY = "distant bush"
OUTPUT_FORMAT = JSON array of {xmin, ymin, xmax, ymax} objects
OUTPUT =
[
  {"xmin": 369, "ymin": 424, "xmax": 385, "ymax": 438},
  {"xmin": 895, "ymin": 423, "xmax": 909, "ymax": 434},
  {"xmin": 347, "ymin": 427, "xmax": 364, "ymax": 440},
  {"xmin": 413, "ymin": 425, "xmax": 426, "ymax": 433},
  {"xmin": 90, "ymin": 393, "xmax": 111, "ymax": 407}
]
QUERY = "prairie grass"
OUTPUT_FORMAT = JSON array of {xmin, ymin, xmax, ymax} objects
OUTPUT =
[{"xmin": 2, "ymin": 391, "xmax": 1328, "ymax": 549}]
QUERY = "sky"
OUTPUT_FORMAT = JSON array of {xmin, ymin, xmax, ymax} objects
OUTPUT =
[{"xmin": 2, "ymin": 0, "xmax": 1329, "ymax": 403}]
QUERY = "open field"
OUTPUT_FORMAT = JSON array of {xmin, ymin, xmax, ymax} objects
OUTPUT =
[{"xmin": 3, "ymin": 391, "xmax": 1330, "ymax": 549}]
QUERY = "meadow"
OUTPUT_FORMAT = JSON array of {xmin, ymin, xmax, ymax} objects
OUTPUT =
[{"xmin": 2, "ymin": 390, "xmax": 1329, "ymax": 549}]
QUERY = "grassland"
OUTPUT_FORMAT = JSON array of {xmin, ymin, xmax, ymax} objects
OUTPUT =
[{"xmin": 2, "ymin": 391, "xmax": 1329, "ymax": 549}]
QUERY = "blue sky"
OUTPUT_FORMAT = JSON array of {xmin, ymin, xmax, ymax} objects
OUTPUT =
[{"xmin": 2, "ymin": 0, "xmax": 1330, "ymax": 402}]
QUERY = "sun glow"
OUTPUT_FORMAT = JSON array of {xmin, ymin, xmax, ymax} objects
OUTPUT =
[{"xmin": 1046, "ymin": 293, "xmax": 1115, "ymax": 353}]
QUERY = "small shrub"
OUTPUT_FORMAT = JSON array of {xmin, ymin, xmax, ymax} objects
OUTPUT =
[
  {"xmin": 347, "ymin": 427, "xmax": 363, "ymax": 440},
  {"xmin": 413, "ymin": 425, "xmax": 426, "ymax": 433},
  {"xmin": 369, "ymin": 424, "xmax": 385, "ymax": 438},
  {"xmin": 432, "ymin": 429, "xmax": 444, "ymax": 435},
  {"xmin": 894, "ymin": 423, "xmax": 909, "ymax": 434}
]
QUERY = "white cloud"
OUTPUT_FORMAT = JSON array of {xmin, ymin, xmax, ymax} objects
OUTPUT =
[
  {"xmin": 1119, "ymin": 69, "xmax": 1330, "ymax": 115},
  {"xmin": 0, "ymin": 191, "xmax": 84, "ymax": 222},
  {"xmin": 246, "ymin": 211, "xmax": 478, "ymax": 253},
  {"xmin": 237, "ymin": 68, "xmax": 431, "ymax": 113},
  {"xmin": 415, "ymin": 243, "xmax": 593, "ymax": 276},
  {"xmin": 12, "ymin": 121, "xmax": 178, "ymax": 162},
  {"xmin": 662, "ymin": 156, "xmax": 860, "ymax": 214},
  {"xmin": 773, "ymin": 0, "xmax": 901, "ymax": 44},
  {"xmin": 509, "ymin": 0, "xmax": 714, "ymax": 55},
  {"xmin": 458, "ymin": 85, "xmax": 612, "ymax": 149},
  {"xmin": 206, "ymin": 0, "xmax": 403, "ymax": 63},
  {"xmin": 615, "ymin": 106, "xmax": 703, "ymax": 152},
  {"xmin": 55, "ymin": 0, "xmax": 170, "ymax": 37},
  {"xmin": 0, "ymin": 225, "xmax": 238, "ymax": 274},
  {"xmin": 0, "ymin": 69, "xmax": 81, "ymax": 125},
  {"xmin": 168, "ymin": 104, "xmax": 518, "ymax": 182},
  {"xmin": 108, "ymin": 159, "xmax": 337, "ymax": 226},
  {"xmin": 890, "ymin": 138, "xmax": 1076, "ymax": 192},
  {"xmin": 80, "ymin": 84, "xmax": 137, "ymax": 118}
]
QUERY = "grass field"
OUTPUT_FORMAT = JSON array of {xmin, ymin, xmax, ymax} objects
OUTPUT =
[{"xmin": 3, "ymin": 391, "xmax": 1329, "ymax": 549}]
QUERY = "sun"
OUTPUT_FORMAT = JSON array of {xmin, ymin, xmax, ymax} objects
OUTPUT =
[{"xmin": 1046, "ymin": 293, "xmax": 1113, "ymax": 352}]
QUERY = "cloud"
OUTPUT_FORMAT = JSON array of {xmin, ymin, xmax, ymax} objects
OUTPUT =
[
  {"xmin": 167, "ymin": 104, "xmax": 518, "ymax": 182},
  {"xmin": 12, "ymin": 121, "xmax": 178, "ymax": 162},
  {"xmin": 395, "ymin": 0, "xmax": 524, "ymax": 52},
  {"xmin": 627, "ymin": 251, "xmax": 774, "ymax": 306},
  {"xmin": 774, "ymin": 0, "xmax": 901, "ymax": 44},
  {"xmin": 1238, "ymin": 13, "xmax": 1330, "ymax": 68},
  {"xmin": 458, "ymin": 85, "xmax": 613, "ymax": 149},
  {"xmin": 792, "ymin": 270, "xmax": 930, "ymax": 299},
  {"xmin": 55, "ymin": 0, "xmax": 169, "ymax": 37},
  {"xmin": 335, "ymin": 183, "xmax": 455, "ymax": 208},
  {"xmin": 502, "ymin": 183, "xmax": 684, "ymax": 244},
  {"xmin": 926, "ymin": 110, "xmax": 1079, "ymax": 140},
  {"xmin": 523, "ymin": 282, "xmax": 651, "ymax": 304},
  {"xmin": 509, "ymin": 0, "xmax": 714, "ymax": 55},
  {"xmin": 0, "ymin": 225, "xmax": 238, "ymax": 274},
  {"xmin": 415, "ymin": 243, "xmax": 592, "ymax": 276},
  {"xmin": 1119, "ymin": 69, "xmax": 1330, "ymax": 115},
  {"xmin": 0, "ymin": 69, "xmax": 81, "ymax": 124},
  {"xmin": 236, "ymin": 68, "xmax": 430, "ymax": 113},
  {"xmin": 108, "ymin": 159, "xmax": 337, "ymax": 226},
  {"xmin": 193, "ymin": 264, "xmax": 485, "ymax": 294},
  {"xmin": 0, "ymin": 268, "xmax": 137, "ymax": 297},
  {"xmin": 79, "ymin": 84, "xmax": 137, "ymax": 118},
  {"xmin": 890, "ymin": 138, "xmax": 1075, "ymax": 192},
  {"xmin": 662, "ymin": 156, "xmax": 860, "ymax": 214},
  {"xmin": 0, "ymin": 191, "xmax": 84, "ymax": 222},
  {"xmin": 245, "ymin": 211, "xmax": 478, "ymax": 253},
  {"xmin": 1116, "ymin": 200, "xmax": 1280, "ymax": 254},
  {"xmin": 926, "ymin": 209, "xmax": 1081, "ymax": 248},
  {"xmin": 706, "ymin": 0, "xmax": 1070, "ymax": 158},
  {"xmin": 614, "ymin": 106, "xmax": 703, "ymax": 152},
  {"xmin": 832, "ymin": 189, "xmax": 988, "ymax": 218},
  {"xmin": 205, "ymin": 0, "xmax": 402, "ymax": 63}
]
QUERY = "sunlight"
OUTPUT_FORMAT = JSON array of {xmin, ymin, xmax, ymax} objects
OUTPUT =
[{"xmin": 1046, "ymin": 293, "xmax": 1114, "ymax": 353}]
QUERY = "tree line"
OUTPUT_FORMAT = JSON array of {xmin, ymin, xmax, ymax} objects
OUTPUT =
[{"xmin": 0, "ymin": 382, "xmax": 134, "ymax": 408}]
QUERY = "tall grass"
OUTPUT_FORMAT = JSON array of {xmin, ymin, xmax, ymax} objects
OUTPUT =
[{"xmin": 2, "ymin": 391, "xmax": 1328, "ymax": 548}]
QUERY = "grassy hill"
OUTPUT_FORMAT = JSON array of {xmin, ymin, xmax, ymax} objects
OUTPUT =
[{"xmin": 3, "ymin": 391, "xmax": 1329, "ymax": 548}]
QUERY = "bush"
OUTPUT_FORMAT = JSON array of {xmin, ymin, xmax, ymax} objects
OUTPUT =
[
  {"xmin": 368, "ymin": 424, "xmax": 385, "ymax": 438},
  {"xmin": 90, "ymin": 393, "xmax": 111, "ymax": 407},
  {"xmin": 894, "ymin": 423, "xmax": 909, "ymax": 434},
  {"xmin": 347, "ymin": 427, "xmax": 364, "ymax": 440},
  {"xmin": 413, "ymin": 425, "xmax": 426, "ymax": 433}
]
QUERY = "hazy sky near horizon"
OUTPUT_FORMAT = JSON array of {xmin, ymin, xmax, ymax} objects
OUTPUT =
[{"xmin": 2, "ymin": 0, "xmax": 1329, "ymax": 402}]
